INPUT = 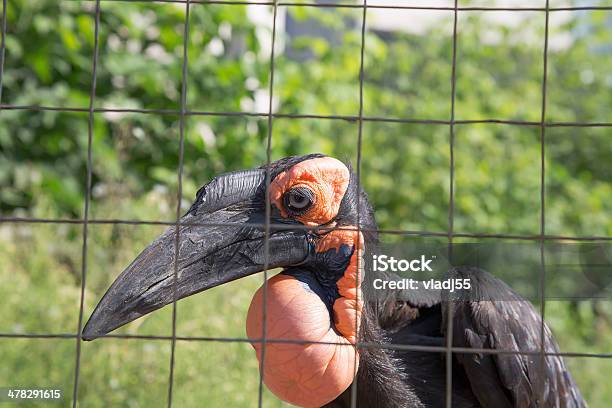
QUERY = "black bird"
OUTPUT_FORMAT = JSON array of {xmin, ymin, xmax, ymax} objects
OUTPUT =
[{"xmin": 83, "ymin": 154, "xmax": 585, "ymax": 408}]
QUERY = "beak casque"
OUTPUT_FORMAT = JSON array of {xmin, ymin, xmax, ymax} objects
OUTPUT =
[{"xmin": 82, "ymin": 169, "xmax": 311, "ymax": 340}]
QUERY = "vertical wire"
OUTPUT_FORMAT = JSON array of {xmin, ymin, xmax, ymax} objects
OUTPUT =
[
  {"xmin": 167, "ymin": 1, "xmax": 191, "ymax": 407},
  {"xmin": 257, "ymin": 2, "xmax": 278, "ymax": 406},
  {"xmin": 445, "ymin": 1, "xmax": 459, "ymax": 407},
  {"xmin": 538, "ymin": 0, "xmax": 551, "ymax": 402},
  {"xmin": 71, "ymin": 1, "xmax": 101, "ymax": 407},
  {"xmin": 0, "ymin": 0, "xmax": 7, "ymax": 105},
  {"xmin": 350, "ymin": 1, "xmax": 367, "ymax": 406}
]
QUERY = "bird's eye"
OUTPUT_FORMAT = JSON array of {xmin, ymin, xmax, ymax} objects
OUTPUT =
[{"xmin": 283, "ymin": 187, "xmax": 315, "ymax": 215}]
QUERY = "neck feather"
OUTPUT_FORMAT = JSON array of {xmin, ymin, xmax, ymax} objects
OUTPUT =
[{"xmin": 325, "ymin": 306, "xmax": 424, "ymax": 408}]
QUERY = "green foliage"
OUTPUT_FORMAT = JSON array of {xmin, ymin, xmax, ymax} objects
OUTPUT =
[
  {"xmin": 0, "ymin": 221, "xmax": 288, "ymax": 407},
  {"xmin": 1, "ymin": 2, "xmax": 610, "ymax": 236},
  {"xmin": 0, "ymin": 1, "xmax": 610, "ymax": 407}
]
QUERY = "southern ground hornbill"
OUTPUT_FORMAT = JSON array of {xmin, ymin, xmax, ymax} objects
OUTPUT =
[{"xmin": 83, "ymin": 154, "xmax": 585, "ymax": 407}]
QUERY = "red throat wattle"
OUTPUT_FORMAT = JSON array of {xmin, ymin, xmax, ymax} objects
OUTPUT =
[{"xmin": 245, "ymin": 232, "xmax": 363, "ymax": 407}]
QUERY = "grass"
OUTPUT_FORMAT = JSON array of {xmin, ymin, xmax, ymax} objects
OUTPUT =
[
  {"xmin": 0, "ymin": 200, "xmax": 290, "ymax": 407},
  {"xmin": 0, "ymin": 200, "xmax": 610, "ymax": 407}
]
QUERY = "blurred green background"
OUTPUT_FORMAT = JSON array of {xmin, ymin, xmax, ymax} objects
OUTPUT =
[{"xmin": 0, "ymin": 0, "xmax": 610, "ymax": 407}]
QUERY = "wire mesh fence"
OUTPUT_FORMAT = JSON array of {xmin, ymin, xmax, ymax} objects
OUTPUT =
[{"xmin": 0, "ymin": 0, "xmax": 611, "ymax": 407}]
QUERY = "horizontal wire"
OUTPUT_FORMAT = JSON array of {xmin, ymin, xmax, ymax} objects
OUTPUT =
[
  {"xmin": 0, "ymin": 332, "xmax": 610, "ymax": 359},
  {"xmin": 1, "ymin": 216, "xmax": 610, "ymax": 241},
  {"xmin": 74, "ymin": 0, "xmax": 612, "ymax": 12},
  {"xmin": 1, "ymin": 104, "xmax": 610, "ymax": 127}
]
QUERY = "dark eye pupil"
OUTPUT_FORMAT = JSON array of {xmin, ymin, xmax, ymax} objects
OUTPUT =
[
  {"xmin": 289, "ymin": 193, "xmax": 308, "ymax": 208},
  {"xmin": 283, "ymin": 187, "xmax": 314, "ymax": 215}
]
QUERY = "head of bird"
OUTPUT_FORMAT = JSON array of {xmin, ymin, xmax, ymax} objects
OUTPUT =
[{"xmin": 83, "ymin": 154, "xmax": 378, "ymax": 407}]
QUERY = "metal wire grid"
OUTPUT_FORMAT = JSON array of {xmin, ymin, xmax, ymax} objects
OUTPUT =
[
  {"xmin": 538, "ymin": 1, "xmax": 552, "ymax": 403},
  {"xmin": 350, "ymin": 2, "xmax": 367, "ymax": 404},
  {"xmin": 70, "ymin": 0, "xmax": 101, "ymax": 406},
  {"xmin": 0, "ymin": 1, "xmax": 611, "ymax": 407},
  {"xmin": 258, "ymin": 1, "xmax": 279, "ymax": 404},
  {"xmin": 445, "ymin": 1, "xmax": 459, "ymax": 405}
]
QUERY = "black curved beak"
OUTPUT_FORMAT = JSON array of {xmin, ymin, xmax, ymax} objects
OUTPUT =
[{"xmin": 82, "ymin": 169, "xmax": 311, "ymax": 341}]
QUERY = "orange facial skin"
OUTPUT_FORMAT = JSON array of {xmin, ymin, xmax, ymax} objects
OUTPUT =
[
  {"xmin": 247, "ymin": 156, "xmax": 364, "ymax": 407},
  {"xmin": 270, "ymin": 157, "xmax": 350, "ymax": 226},
  {"xmin": 317, "ymin": 229, "xmax": 364, "ymax": 344}
]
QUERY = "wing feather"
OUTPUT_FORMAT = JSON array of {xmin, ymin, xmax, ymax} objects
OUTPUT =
[{"xmin": 443, "ymin": 267, "xmax": 586, "ymax": 408}]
